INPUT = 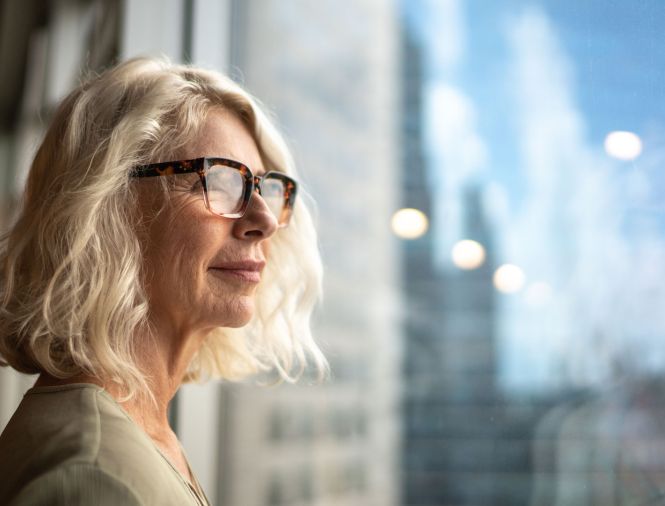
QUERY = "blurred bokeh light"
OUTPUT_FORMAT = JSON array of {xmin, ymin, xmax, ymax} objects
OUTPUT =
[
  {"xmin": 604, "ymin": 130, "xmax": 642, "ymax": 160},
  {"xmin": 451, "ymin": 239, "xmax": 486, "ymax": 270},
  {"xmin": 391, "ymin": 208, "xmax": 429, "ymax": 239},
  {"xmin": 493, "ymin": 264, "xmax": 526, "ymax": 294}
]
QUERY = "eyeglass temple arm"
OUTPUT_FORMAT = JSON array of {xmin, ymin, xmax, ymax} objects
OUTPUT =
[{"xmin": 130, "ymin": 159, "xmax": 205, "ymax": 178}]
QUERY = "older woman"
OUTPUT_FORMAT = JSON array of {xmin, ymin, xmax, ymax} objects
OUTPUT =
[{"xmin": 0, "ymin": 58, "xmax": 326, "ymax": 505}]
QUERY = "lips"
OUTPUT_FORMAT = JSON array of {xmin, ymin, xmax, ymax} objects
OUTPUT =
[{"xmin": 209, "ymin": 260, "xmax": 265, "ymax": 283}]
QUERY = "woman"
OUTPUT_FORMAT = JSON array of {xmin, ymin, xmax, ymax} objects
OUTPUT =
[{"xmin": 0, "ymin": 57, "xmax": 326, "ymax": 505}]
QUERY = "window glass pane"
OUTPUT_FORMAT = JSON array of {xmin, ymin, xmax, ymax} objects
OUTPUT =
[
  {"xmin": 2, "ymin": 1, "xmax": 665, "ymax": 506},
  {"xmin": 229, "ymin": 1, "xmax": 665, "ymax": 505}
]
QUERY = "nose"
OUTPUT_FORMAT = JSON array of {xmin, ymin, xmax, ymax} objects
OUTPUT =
[{"xmin": 232, "ymin": 190, "xmax": 278, "ymax": 239}]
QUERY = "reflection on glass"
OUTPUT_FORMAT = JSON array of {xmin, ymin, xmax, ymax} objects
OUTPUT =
[
  {"xmin": 391, "ymin": 208, "xmax": 429, "ymax": 239},
  {"xmin": 604, "ymin": 130, "xmax": 643, "ymax": 161},
  {"xmin": 493, "ymin": 263, "xmax": 526, "ymax": 294},
  {"xmin": 451, "ymin": 239, "xmax": 486, "ymax": 270}
]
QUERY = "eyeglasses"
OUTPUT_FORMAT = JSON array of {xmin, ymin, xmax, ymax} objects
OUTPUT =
[{"xmin": 131, "ymin": 157, "xmax": 297, "ymax": 227}]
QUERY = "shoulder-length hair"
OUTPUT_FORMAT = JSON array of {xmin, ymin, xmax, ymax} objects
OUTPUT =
[{"xmin": 0, "ymin": 57, "xmax": 326, "ymax": 398}]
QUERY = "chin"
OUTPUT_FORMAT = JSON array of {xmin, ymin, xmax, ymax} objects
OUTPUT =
[{"xmin": 215, "ymin": 297, "xmax": 256, "ymax": 328}]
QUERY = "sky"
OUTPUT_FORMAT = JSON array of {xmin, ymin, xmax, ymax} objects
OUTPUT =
[{"xmin": 405, "ymin": 0, "xmax": 665, "ymax": 393}]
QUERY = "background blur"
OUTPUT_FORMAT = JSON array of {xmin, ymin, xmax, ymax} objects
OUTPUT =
[{"xmin": 2, "ymin": 0, "xmax": 665, "ymax": 505}]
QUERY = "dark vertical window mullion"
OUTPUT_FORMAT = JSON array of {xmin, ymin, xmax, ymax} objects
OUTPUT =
[
  {"xmin": 228, "ymin": 0, "xmax": 246, "ymax": 79},
  {"xmin": 182, "ymin": 0, "xmax": 194, "ymax": 63}
]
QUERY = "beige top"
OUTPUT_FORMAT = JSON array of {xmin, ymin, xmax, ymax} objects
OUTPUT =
[{"xmin": 0, "ymin": 383, "xmax": 210, "ymax": 506}]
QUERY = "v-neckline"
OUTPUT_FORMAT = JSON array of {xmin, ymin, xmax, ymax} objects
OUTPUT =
[
  {"xmin": 97, "ymin": 386, "xmax": 211, "ymax": 506},
  {"xmin": 149, "ymin": 439, "xmax": 210, "ymax": 506},
  {"xmin": 95, "ymin": 387, "xmax": 210, "ymax": 506}
]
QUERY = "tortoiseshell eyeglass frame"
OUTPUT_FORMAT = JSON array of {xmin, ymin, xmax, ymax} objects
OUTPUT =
[{"xmin": 130, "ymin": 157, "xmax": 297, "ymax": 227}]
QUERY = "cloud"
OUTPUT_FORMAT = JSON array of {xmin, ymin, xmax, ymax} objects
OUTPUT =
[
  {"xmin": 501, "ymin": 6, "xmax": 665, "ymax": 393},
  {"xmin": 426, "ymin": 84, "xmax": 488, "ymax": 178},
  {"xmin": 500, "ymin": 7, "xmax": 611, "ymax": 392},
  {"xmin": 421, "ymin": 0, "xmax": 466, "ymax": 73}
]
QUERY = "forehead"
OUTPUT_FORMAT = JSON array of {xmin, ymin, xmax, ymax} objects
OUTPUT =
[{"xmin": 181, "ymin": 109, "xmax": 265, "ymax": 174}]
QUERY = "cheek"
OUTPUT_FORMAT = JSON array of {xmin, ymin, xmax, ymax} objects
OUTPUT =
[
  {"xmin": 261, "ymin": 238, "xmax": 273, "ymax": 259},
  {"xmin": 166, "ymin": 217, "xmax": 242, "ymax": 305},
  {"xmin": 168, "ymin": 227, "xmax": 219, "ymax": 294},
  {"xmin": 141, "ymin": 209, "xmax": 214, "ymax": 296},
  {"xmin": 139, "ymin": 197, "xmax": 262, "ymax": 328}
]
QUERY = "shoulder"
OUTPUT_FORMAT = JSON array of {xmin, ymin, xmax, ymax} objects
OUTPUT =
[
  {"xmin": 0, "ymin": 384, "xmax": 195, "ymax": 506},
  {"xmin": 9, "ymin": 463, "xmax": 143, "ymax": 506}
]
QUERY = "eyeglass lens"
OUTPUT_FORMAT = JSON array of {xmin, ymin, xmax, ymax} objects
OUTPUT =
[
  {"xmin": 260, "ymin": 178, "xmax": 287, "ymax": 222},
  {"xmin": 206, "ymin": 164, "xmax": 245, "ymax": 214},
  {"xmin": 206, "ymin": 163, "xmax": 288, "ymax": 222}
]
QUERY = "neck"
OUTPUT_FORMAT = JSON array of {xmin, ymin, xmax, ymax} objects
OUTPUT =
[{"xmin": 35, "ymin": 323, "xmax": 210, "ymax": 441}]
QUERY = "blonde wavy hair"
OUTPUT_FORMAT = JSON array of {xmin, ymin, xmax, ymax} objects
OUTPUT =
[{"xmin": 0, "ymin": 57, "xmax": 326, "ymax": 397}]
